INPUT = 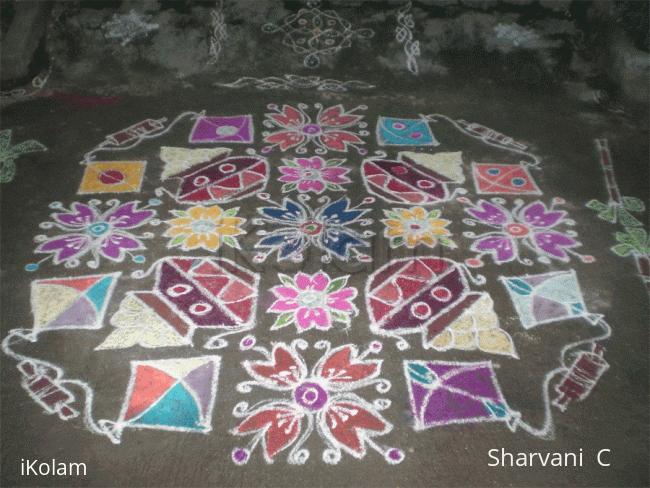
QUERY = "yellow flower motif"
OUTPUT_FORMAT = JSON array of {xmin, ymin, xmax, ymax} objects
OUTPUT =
[
  {"xmin": 164, "ymin": 205, "xmax": 245, "ymax": 250},
  {"xmin": 382, "ymin": 207, "xmax": 455, "ymax": 249}
]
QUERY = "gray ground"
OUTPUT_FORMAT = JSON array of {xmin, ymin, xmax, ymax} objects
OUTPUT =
[{"xmin": 1, "ymin": 2, "xmax": 649, "ymax": 487}]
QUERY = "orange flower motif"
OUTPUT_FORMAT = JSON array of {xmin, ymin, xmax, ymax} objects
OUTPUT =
[
  {"xmin": 382, "ymin": 207, "xmax": 455, "ymax": 249},
  {"xmin": 164, "ymin": 205, "xmax": 245, "ymax": 250}
]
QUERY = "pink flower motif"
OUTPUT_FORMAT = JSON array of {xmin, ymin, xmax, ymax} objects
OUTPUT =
[
  {"xmin": 262, "ymin": 104, "xmax": 369, "ymax": 155},
  {"xmin": 269, "ymin": 272, "xmax": 358, "ymax": 332},
  {"xmin": 231, "ymin": 340, "xmax": 403, "ymax": 465},
  {"xmin": 278, "ymin": 157, "xmax": 351, "ymax": 194}
]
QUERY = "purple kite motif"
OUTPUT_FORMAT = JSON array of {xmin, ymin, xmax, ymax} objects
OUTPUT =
[{"xmin": 404, "ymin": 360, "xmax": 520, "ymax": 431}]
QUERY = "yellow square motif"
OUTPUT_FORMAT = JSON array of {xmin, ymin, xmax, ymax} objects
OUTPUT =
[{"xmin": 78, "ymin": 161, "xmax": 146, "ymax": 194}]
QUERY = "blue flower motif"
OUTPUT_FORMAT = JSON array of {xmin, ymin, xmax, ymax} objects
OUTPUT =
[{"xmin": 253, "ymin": 196, "xmax": 374, "ymax": 263}]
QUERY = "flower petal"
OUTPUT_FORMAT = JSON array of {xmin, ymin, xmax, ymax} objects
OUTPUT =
[
  {"xmin": 36, "ymin": 235, "xmax": 90, "ymax": 263},
  {"xmin": 271, "ymin": 286, "xmax": 300, "ymax": 300},
  {"xmin": 265, "ymin": 131, "xmax": 305, "ymax": 151},
  {"xmin": 474, "ymin": 236, "xmax": 516, "ymax": 262},
  {"xmin": 318, "ymin": 105, "xmax": 363, "ymax": 127},
  {"xmin": 269, "ymin": 105, "xmax": 305, "ymax": 127},
  {"xmin": 320, "ymin": 167, "xmax": 350, "ymax": 184},
  {"xmin": 322, "ymin": 398, "xmax": 389, "ymax": 458},
  {"xmin": 297, "ymin": 157, "xmax": 323, "ymax": 170},
  {"xmin": 319, "ymin": 131, "xmax": 363, "ymax": 151},
  {"xmin": 466, "ymin": 201, "xmax": 509, "ymax": 226},
  {"xmin": 296, "ymin": 307, "xmax": 330, "ymax": 330},
  {"xmin": 99, "ymin": 234, "xmax": 142, "ymax": 259},
  {"xmin": 234, "ymin": 404, "xmax": 303, "ymax": 461},
  {"xmin": 534, "ymin": 232, "xmax": 577, "ymax": 259},
  {"xmin": 297, "ymin": 179, "xmax": 324, "ymax": 193},
  {"xmin": 317, "ymin": 345, "xmax": 380, "ymax": 387},
  {"xmin": 53, "ymin": 203, "xmax": 96, "ymax": 228},
  {"xmin": 105, "ymin": 202, "xmax": 155, "ymax": 228},
  {"xmin": 295, "ymin": 272, "xmax": 329, "ymax": 292},
  {"xmin": 244, "ymin": 344, "xmax": 307, "ymax": 388},
  {"xmin": 326, "ymin": 288, "xmax": 357, "ymax": 311},
  {"xmin": 523, "ymin": 202, "xmax": 566, "ymax": 228}
]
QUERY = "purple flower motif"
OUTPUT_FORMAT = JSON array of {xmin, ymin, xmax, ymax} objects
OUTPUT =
[
  {"xmin": 278, "ymin": 157, "xmax": 351, "ymax": 194},
  {"xmin": 462, "ymin": 197, "xmax": 594, "ymax": 265},
  {"xmin": 31, "ymin": 199, "xmax": 160, "ymax": 270}
]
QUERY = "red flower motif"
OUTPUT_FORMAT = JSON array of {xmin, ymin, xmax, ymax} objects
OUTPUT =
[
  {"xmin": 262, "ymin": 104, "xmax": 368, "ymax": 154},
  {"xmin": 232, "ymin": 340, "xmax": 402, "ymax": 465}
]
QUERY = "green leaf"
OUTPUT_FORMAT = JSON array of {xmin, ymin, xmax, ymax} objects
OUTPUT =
[
  {"xmin": 279, "ymin": 274, "xmax": 296, "ymax": 287},
  {"xmin": 623, "ymin": 196, "xmax": 646, "ymax": 213},
  {"xmin": 611, "ymin": 243, "xmax": 634, "ymax": 257},
  {"xmin": 598, "ymin": 206, "xmax": 616, "ymax": 222},
  {"xmin": 0, "ymin": 130, "xmax": 11, "ymax": 153},
  {"xmin": 222, "ymin": 207, "xmax": 239, "ymax": 217},
  {"xmin": 223, "ymin": 236, "xmax": 240, "ymax": 249},
  {"xmin": 284, "ymin": 159, "xmax": 300, "ymax": 168},
  {"xmin": 331, "ymin": 311, "xmax": 348, "ymax": 322},
  {"xmin": 325, "ymin": 158, "xmax": 344, "ymax": 167},
  {"xmin": 617, "ymin": 208, "xmax": 643, "ymax": 227},
  {"xmin": 326, "ymin": 276, "xmax": 348, "ymax": 293},
  {"xmin": 627, "ymin": 228, "xmax": 648, "ymax": 246},
  {"xmin": 614, "ymin": 231, "xmax": 637, "ymax": 247},
  {"xmin": 270, "ymin": 312, "xmax": 294, "ymax": 330},
  {"xmin": 170, "ymin": 210, "xmax": 189, "ymax": 218},
  {"xmin": 586, "ymin": 199, "xmax": 608, "ymax": 211},
  {"xmin": 326, "ymin": 183, "xmax": 342, "ymax": 191},
  {"xmin": 427, "ymin": 210, "xmax": 440, "ymax": 219},
  {"xmin": 439, "ymin": 236, "xmax": 456, "ymax": 248},
  {"xmin": 385, "ymin": 211, "xmax": 400, "ymax": 220},
  {"xmin": 170, "ymin": 235, "xmax": 186, "ymax": 247},
  {"xmin": 392, "ymin": 236, "xmax": 404, "ymax": 247},
  {"xmin": 10, "ymin": 139, "xmax": 47, "ymax": 156}
]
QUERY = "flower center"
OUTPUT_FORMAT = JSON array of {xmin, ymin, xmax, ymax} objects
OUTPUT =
[
  {"xmin": 301, "ymin": 168, "xmax": 318, "ymax": 179},
  {"xmin": 300, "ymin": 221, "xmax": 323, "ymax": 236},
  {"xmin": 87, "ymin": 222, "xmax": 109, "ymax": 236},
  {"xmin": 298, "ymin": 290, "xmax": 324, "ymax": 309},
  {"xmin": 191, "ymin": 219, "xmax": 218, "ymax": 233},
  {"xmin": 293, "ymin": 382, "xmax": 328, "ymax": 411},
  {"xmin": 505, "ymin": 223, "xmax": 530, "ymax": 237},
  {"xmin": 301, "ymin": 124, "xmax": 322, "ymax": 135}
]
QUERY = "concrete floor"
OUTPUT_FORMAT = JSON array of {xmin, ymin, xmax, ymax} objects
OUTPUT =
[{"xmin": 1, "ymin": 70, "xmax": 648, "ymax": 487}]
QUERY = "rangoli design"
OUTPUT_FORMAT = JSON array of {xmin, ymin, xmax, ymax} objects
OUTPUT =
[
  {"xmin": 78, "ymin": 161, "xmax": 146, "ymax": 194},
  {"xmin": 27, "ymin": 199, "xmax": 161, "ymax": 271},
  {"xmin": 553, "ymin": 342, "xmax": 609, "ymax": 412},
  {"xmin": 0, "ymin": 129, "xmax": 47, "ymax": 183},
  {"xmin": 404, "ymin": 360, "xmax": 520, "ymax": 432},
  {"xmin": 376, "ymin": 117, "xmax": 439, "ymax": 146},
  {"xmin": 102, "ymin": 10, "xmax": 159, "ymax": 46},
  {"xmin": 611, "ymin": 227, "xmax": 650, "ymax": 291},
  {"xmin": 98, "ymin": 356, "xmax": 221, "ymax": 444},
  {"xmin": 159, "ymin": 148, "xmax": 269, "ymax": 204},
  {"xmin": 189, "ymin": 116, "xmax": 254, "ymax": 144},
  {"xmin": 586, "ymin": 139, "xmax": 645, "ymax": 227},
  {"xmin": 262, "ymin": 103, "xmax": 368, "ymax": 155},
  {"xmin": 395, "ymin": 1, "xmax": 421, "ymax": 75},
  {"xmin": 268, "ymin": 272, "xmax": 358, "ymax": 333},
  {"xmin": 461, "ymin": 197, "xmax": 595, "ymax": 266},
  {"xmin": 365, "ymin": 256, "xmax": 517, "ymax": 356},
  {"xmin": 97, "ymin": 257, "xmax": 259, "ymax": 350},
  {"xmin": 231, "ymin": 337, "xmax": 403, "ymax": 465},
  {"xmin": 499, "ymin": 270, "xmax": 602, "ymax": 329},
  {"xmin": 218, "ymin": 74, "xmax": 375, "ymax": 92},
  {"xmin": 362, "ymin": 152, "xmax": 465, "ymax": 205},
  {"xmin": 472, "ymin": 162, "xmax": 541, "ymax": 195},
  {"xmin": 253, "ymin": 194, "xmax": 374, "ymax": 263},
  {"xmin": 278, "ymin": 156, "xmax": 350, "ymax": 194},
  {"xmin": 423, "ymin": 114, "xmax": 541, "ymax": 167},
  {"xmin": 207, "ymin": 1, "xmax": 227, "ymax": 65},
  {"xmin": 163, "ymin": 205, "xmax": 245, "ymax": 251},
  {"xmin": 261, "ymin": 1, "xmax": 374, "ymax": 68},
  {"xmin": 381, "ymin": 207, "xmax": 456, "ymax": 250},
  {"xmin": 30, "ymin": 273, "xmax": 120, "ymax": 340}
]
